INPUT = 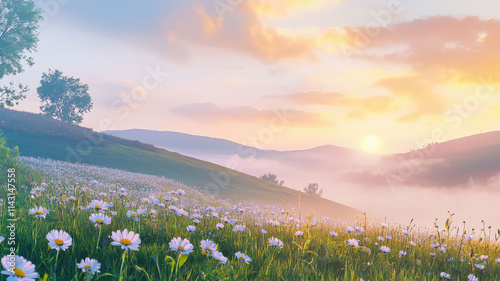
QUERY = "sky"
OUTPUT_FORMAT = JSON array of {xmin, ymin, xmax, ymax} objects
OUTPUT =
[{"xmin": 7, "ymin": 0, "xmax": 500, "ymax": 154}]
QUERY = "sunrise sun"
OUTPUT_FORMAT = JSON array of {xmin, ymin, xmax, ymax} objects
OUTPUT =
[{"xmin": 361, "ymin": 135, "xmax": 380, "ymax": 153}]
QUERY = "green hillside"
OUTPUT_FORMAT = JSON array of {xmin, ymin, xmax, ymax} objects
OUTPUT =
[{"xmin": 0, "ymin": 108, "xmax": 361, "ymax": 219}]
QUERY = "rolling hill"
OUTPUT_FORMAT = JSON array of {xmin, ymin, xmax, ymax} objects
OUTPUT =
[{"xmin": 0, "ymin": 108, "xmax": 362, "ymax": 219}]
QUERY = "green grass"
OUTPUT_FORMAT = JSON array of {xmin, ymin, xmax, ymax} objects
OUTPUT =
[
  {"xmin": 0, "ymin": 158, "xmax": 498, "ymax": 281},
  {"xmin": 0, "ymin": 107, "xmax": 360, "ymax": 220}
]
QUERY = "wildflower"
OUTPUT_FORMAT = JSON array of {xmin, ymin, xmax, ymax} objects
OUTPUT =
[
  {"xmin": 402, "ymin": 230, "xmax": 410, "ymax": 235},
  {"xmin": 89, "ymin": 213, "xmax": 111, "ymax": 226},
  {"xmin": 380, "ymin": 246, "xmax": 391, "ymax": 253},
  {"xmin": 346, "ymin": 227, "xmax": 356, "ymax": 233},
  {"xmin": 440, "ymin": 272, "xmax": 451, "ymax": 279},
  {"xmin": 216, "ymin": 223, "xmax": 224, "ymax": 229},
  {"xmin": 261, "ymin": 229, "xmax": 267, "ymax": 234},
  {"xmin": 399, "ymin": 250, "xmax": 407, "ymax": 256},
  {"xmin": 235, "ymin": 252, "xmax": 252, "ymax": 264},
  {"xmin": 409, "ymin": 241, "xmax": 417, "ymax": 246},
  {"xmin": 233, "ymin": 225, "xmax": 246, "ymax": 233},
  {"xmin": 77, "ymin": 258, "xmax": 101, "ymax": 274},
  {"xmin": 474, "ymin": 264, "xmax": 485, "ymax": 270},
  {"xmin": 126, "ymin": 209, "xmax": 146, "ymax": 221},
  {"xmin": 200, "ymin": 240, "xmax": 217, "ymax": 252},
  {"xmin": 268, "ymin": 237, "xmax": 284, "ymax": 248},
  {"xmin": 480, "ymin": 255, "xmax": 488, "ymax": 260},
  {"xmin": 346, "ymin": 238, "xmax": 359, "ymax": 248},
  {"xmin": 169, "ymin": 237, "xmax": 194, "ymax": 255},
  {"xmin": 110, "ymin": 229, "xmax": 141, "ymax": 251},
  {"xmin": 0, "ymin": 237, "xmax": 4, "ymax": 243},
  {"xmin": 386, "ymin": 236, "xmax": 393, "ymax": 240},
  {"xmin": 468, "ymin": 274, "xmax": 478, "ymax": 281},
  {"xmin": 1, "ymin": 255, "xmax": 39, "ymax": 280},
  {"xmin": 46, "ymin": 230, "xmax": 72, "ymax": 251},
  {"xmin": 29, "ymin": 206, "xmax": 48, "ymax": 218},
  {"xmin": 329, "ymin": 231, "xmax": 338, "ymax": 237},
  {"xmin": 186, "ymin": 225, "xmax": 196, "ymax": 232},
  {"xmin": 193, "ymin": 219, "xmax": 200, "ymax": 224},
  {"xmin": 110, "ymin": 211, "xmax": 117, "ymax": 216},
  {"xmin": 149, "ymin": 209, "xmax": 158, "ymax": 218},
  {"xmin": 495, "ymin": 258, "xmax": 500, "ymax": 263},
  {"xmin": 294, "ymin": 231, "xmax": 304, "ymax": 237},
  {"xmin": 87, "ymin": 200, "xmax": 109, "ymax": 211},
  {"xmin": 439, "ymin": 246, "xmax": 446, "ymax": 253},
  {"xmin": 377, "ymin": 236, "xmax": 385, "ymax": 241},
  {"xmin": 211, "ymin": 251, "xmax": 227, "ymax": 264},
  {"xmin": 466, "ymin": 236, "xmax": 473, "ymax": 241}
]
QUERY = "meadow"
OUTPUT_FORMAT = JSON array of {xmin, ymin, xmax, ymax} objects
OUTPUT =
[{"xmin": 0, "ymin": 157, "xmax": 499, "ymax": 280}]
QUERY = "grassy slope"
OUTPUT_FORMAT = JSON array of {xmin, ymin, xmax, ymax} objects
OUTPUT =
[{"xmin": 0, "ymin": 108, "xmax": 361, "ymax": 219}]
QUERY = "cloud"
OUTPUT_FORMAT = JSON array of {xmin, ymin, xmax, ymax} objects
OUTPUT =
[
  {"xmin": 374, "ymin": 75, "xmax": 447, "ymax": 122},
  {"xmin": 165, "ymin": 3, "xmax": 321, "ymax": 63},
  {"xmin": 350, "ymin": 16, "xmax": 500, "ymax": 83},
  {"xmin": 171, "ymin": 102, "xmax": 332, "ymax": 127},
  {"xmin": 248, "ymin": 0, "xmax": 339, "ymax": 17},
  {"xmin": 281, "ymin": 91, "xmax": 400, "ymax": 120}
]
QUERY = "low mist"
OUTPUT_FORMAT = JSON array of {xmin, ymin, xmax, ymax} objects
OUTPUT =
[{"xmin": 193, "ymin": 153, "xmax": 500, "ymax": 233}]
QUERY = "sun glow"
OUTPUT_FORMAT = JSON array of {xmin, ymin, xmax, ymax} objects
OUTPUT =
[{"xmin": 361, "ymin": 135, "xmax": 380, "ymax": 153}]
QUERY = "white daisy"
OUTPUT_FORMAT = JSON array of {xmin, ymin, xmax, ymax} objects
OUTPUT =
[
  {"xmin": 1, "ymin": 255, "xmax": 39, "ymax": 280},
  {"xmin": 46, "ymin": 230, "xmax": 72, "ymax": 251},
  {"xmin": 76, "ymin": 258, "xmax": 101, "ymax": 274},
  {"xmin": 235, "ymin": 252, "xmax": 252, "ymax": 264},
  {"xmin": 29, "ymin": 206, "xmax": 48, "ymax": 218},
  {"xmin": 169, "ymin": 237, "xmax": 194, "ymax": 255},
  {"xmin": 110, "ymin": 229, "xmax": 141, "ymax": 251},
  {"xmin": 89, "ymin": 213, "xmax": 111, "ymax": 226},
  {"xmin": 268, "ymin": 237, "xmax": 284, "ymax": 248}
]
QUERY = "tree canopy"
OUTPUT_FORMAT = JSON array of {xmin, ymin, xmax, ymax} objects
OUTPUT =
[
  {"xmin": 260, "ymin": 172, "xmax": 284, "ymax": 186},
  {"xmin": 303, "ymin": 182, "xmax": 323, "ymax": 197},
  {"xmin": 37, "ymin": 69, "xmax": 93, "ymax": 124},
  {"xmin": 0, "ymin": 0, "xmax": 41, "ymax": 107}
]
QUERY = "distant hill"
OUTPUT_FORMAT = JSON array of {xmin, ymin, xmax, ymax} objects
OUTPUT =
[
  {"xmin": 105, "ymin": 128, "xmax": 500, "ymax": 189},
  {"xmin": 0, "ymin": 108, "xmax": 361, "ymax": 219},
  {"xmin": 345, "ymin": 132, "xmax": 500, "ymax": 187},
  {"xmin": 104, "ymin": 129, "xmax": 367, "ymax": 171}
]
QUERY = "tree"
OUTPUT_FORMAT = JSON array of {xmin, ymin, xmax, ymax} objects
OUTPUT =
[
  {"xmin": 303, "ymin": 182, "xmax": 323, "ymax": 197},
  {"xmin": 37, "ymin": 69, "xmax": 93, "ymax": 124},
  {"xmin": 0, "ymin": 0, "xmax": 41, "ymax": 107},
  {"xmin": 260, "ymin": 173, "xmax": 284, "ymax": 186},
  {"xmin": 0, "ymin": 130, "xmax": 19, "ymax": 172}
]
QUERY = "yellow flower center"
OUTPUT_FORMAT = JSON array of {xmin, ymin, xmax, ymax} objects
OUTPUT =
[
  {"xmin": 178, "ymin": 246, "xmax": 185, "ymax": 251},
  {"xmin": 131, "ymin": 213, "xmax": 136, "ymax": 217},
  {"xmin": 96, "ymin": 219, "xmax": 103, "ymax": 223},
  {"xmin": 84, "ymin": 265, "xmax": 91, "ymax": 269},
  {"xmin": 95, "ymin": 206, "xmax": 101, "ymax": 209},
  {"xmin": 35, "ymin": 211, "xmax": 41, "ymax": 214},
  {"xmin": 137, "ymin": 214, "xmax": 141, "ymax": 217},
  {"xmin": 207, "ymin": 247, "xmax": 214, "ymax": 251},
  {"xmin": 237, "ymin": 230, "xmax": 241, "ymax": 232},
  {"xmin": 55, "ymin": 239, "xmax": 64, "ymax": 246},
  {"xmin": 239, "ymin": 256, "xmax": 245, "ymax": 260},
  {"xmin": 13, "ymin": 268, "xmax": 25, "ymax": 277},
  {"xmin": 120, "ymin": 239, "xmax": 131, "ymax": 245}
]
